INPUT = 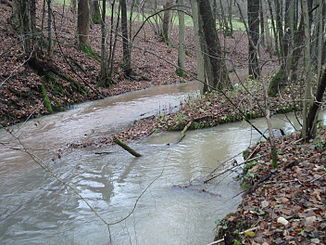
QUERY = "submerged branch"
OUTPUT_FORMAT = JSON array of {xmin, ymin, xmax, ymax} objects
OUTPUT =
[{"xmin": 113, "ymin": 137, "xmax": 142, "ymax": 157}]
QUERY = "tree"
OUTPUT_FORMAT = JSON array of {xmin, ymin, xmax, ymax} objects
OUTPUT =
[
  {"xmin": 90, "ymin": 0, "xmax": 101, "ymax": 24},
  {"xmin": 98, "ymin": 0, "xmax": 111, "ymax": 86},
  {"xmin": 190, "ymin": 0, "xmax": 205, "ymax": 87},
  {"xmin": 247, "ymin": 0, "xmax": 260, "ymax": 78},
  {"xmin": 47, "ymin": 0, "xmax": 53, "ymax": 56},
  {"xmin": 161, "ymin": 0, "xmax": 173, "ymax": 43},
  {"xmin": 197, "ymin": 0, "xmax": 230, "ymax": 91},
  {"xmin": 77, "ymin": 0, "xmax": 90, "ymax": 49},
  {"xmin": 13, "ymin": 0, "xmax": 37, "ymax": 57},
  {"xmin": 304, "ymin": 68, "xmax": 326, "ymax": 140},
  {"xmin": 176, "ymin": 0, "xmax": 185, "ymax": 77},
  {"xmin": 120, "ymin": 0, "xmax": 132, "ymax": 77}
]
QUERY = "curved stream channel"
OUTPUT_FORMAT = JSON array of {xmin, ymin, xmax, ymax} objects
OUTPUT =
[{"xmin": 0, "ymin": 82, "xmax": 324, "ymax": 245}]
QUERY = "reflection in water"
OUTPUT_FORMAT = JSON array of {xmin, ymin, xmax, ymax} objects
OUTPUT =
[{"xmin": 0, "ymin": 80, "xmax": 325, "ymax": 244}]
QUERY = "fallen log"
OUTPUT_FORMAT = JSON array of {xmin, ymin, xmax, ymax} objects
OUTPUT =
[
  {"xmin": 113, "ymin": 137, "xmax": 142, "ymax": 157},
  {"xmin": 176, "ymin": 121, "xmax": 192, "ymax": 143}
]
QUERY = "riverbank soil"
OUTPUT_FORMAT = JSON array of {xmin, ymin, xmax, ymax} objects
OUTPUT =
[{"xmin": 214, "ymin": 128, "xmax": 326, "ymax": 244}]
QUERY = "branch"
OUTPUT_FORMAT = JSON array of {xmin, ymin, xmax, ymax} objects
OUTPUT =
[{"xmin": 113, "ymin": 137, "xmax": 142, "ymax": 157}]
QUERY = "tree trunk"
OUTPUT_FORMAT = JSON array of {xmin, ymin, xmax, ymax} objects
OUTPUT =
[
  {"xmin": 90, "ymin": 0, "xmax": 101, "ymax": 24},
  {"xmin": 305, "ymin": 69, "xmax": 326, "ymax": 140},
  {"xmin": 13, "ymin": 0, "xmax": 37, "ymax": 57},
  {"xmin": 176, "ymin": 0, "xmax": 185, "ymax": 77},
  {"xmin": 161, "ymin": 0, "xmax": 173, "ymax": 43},
  {"xmin": 120, "ymin": 0, "xmax": 132, "ymax": 76},
  {"xmin": 259, "ymin": 0, "xmax": 265, "ymax": 46},
  {"xmin": 99, "ymin": 0, "xmax": 111, "ymax": 86},
  {"xmin": 302, "ymin": 0, "xmax": 313, "ymax": 140},
  {"xmin": 47, "ymin": 0, "xmax": 53, "ymax": 56},
  {"xmin": 190, "ymin": 0, "xmax": 205, "ymax": 88},
  {"xmin": 247, "ymin": 0, "xmax": 260, "ymax": 78},
  {"xmin": 197, "ymin": 0, "xmax": 230, "ymax": 91},
  {"xmin": 316, "ymin": 0, "xmax": 325, "ymax": 80},
  {"xmin": 71, "ymin": 0, "xmax": 76, "ymax": 14},
  {"xmin": 77, "ymin": 0, "xmax": 90, "ymax": 48}
]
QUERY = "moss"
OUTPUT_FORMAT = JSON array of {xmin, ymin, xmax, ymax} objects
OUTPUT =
[
  {"xmin": 80, "ymin": 43, "xmax": 100, "ymax": 61},
  {"xmin": 60, "ymin": 73, "xmax": 88, "ymax": 95},
  {"xmin": 243, "ymin": 161, "xmax": 257, "ymax": 173},
  {"xmin": 242, "ymin": 149, "xmax": 250, "ymax": 160},
  {"xmin": 52, "ymin": 97, "xmax": 65, "ymax": 112},
  {"xmin": 43, "ymin": 74, "xmax": 66, "ymax": 96},
  {"xmin": 240, "ymin": 180, "xmax": 251, "ymax": 189},
  {"xmin": 268, "ymin": 67, "xmax": 285, "ymax": 97},
  {"xmin": 41, "ymin": 83, "xmax": 53, "ymax": 113},
  {"xmin": 176, "ymin": 68, "xmax": 186, "ymax": 78},
  {"xmin": 91, "ymin": 13, "xmax": 102, "ymax": 24}
]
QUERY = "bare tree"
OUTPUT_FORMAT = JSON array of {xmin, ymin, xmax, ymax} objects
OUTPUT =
[
  {"xmin": 176, "ymin": 0, "xmax": 185, "ymax": 77},
  {"xmin": 90, "ymin": 0, "xmax": 101, "ymax": 24},
  {"xmin": 77, "ymin": 0, "xmax": 90, "ymax": 49},
  {"xmin": 120, "ymin": 0, "xmax": 132, "ymax": 77},
  {"xmin": 247, "ymin": 0, "xmax": 260, "ymax": 78},
  {"xmin": 197, "ymin": 0, "xmax": 231, "ymax": 91},
  {"xmin": 161, "ymin": 0, "xmax": 173, "ymax": 43},
  {"xmin": 13, "ymin": 0, "xmax": 37, "ymax": 57}
]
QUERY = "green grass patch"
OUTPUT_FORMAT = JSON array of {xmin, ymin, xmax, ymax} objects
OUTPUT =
[{"xmin": 54, "ymin": 0, "xmax": 246, "ymax": 30}]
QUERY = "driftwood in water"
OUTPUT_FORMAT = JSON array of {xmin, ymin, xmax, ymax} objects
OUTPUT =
[
  {"xmin": 172, "ymin": 183, "xmax": 221, "ymax": 197},
  {"xmin": 113, "ymin": 137, "xmax": 142, "ymax": 157},
  {"xmin": 176, "ymin": 121, "xmax": 192, "ymax": 143}
]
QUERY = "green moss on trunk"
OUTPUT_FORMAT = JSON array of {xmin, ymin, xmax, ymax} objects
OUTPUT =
[
  {"xmin": 41, "ymin": 83, "xmax": 53, "ymax": 113},
  {"xmin": 268, "ymin": 68, "xmax": 285, "ymax": 97}
]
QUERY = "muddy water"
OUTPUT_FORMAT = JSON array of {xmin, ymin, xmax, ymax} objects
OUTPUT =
[
  {"xmin": 0, "ymin": 82, "xmax": 324, "ymax": 245},
  {"xmin": 0, "ymin": 82, "xmax": 200, "ymax": 177}
]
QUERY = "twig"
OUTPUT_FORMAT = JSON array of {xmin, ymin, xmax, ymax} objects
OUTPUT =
[
  {"xmin": 310, "ymin": 173, "xmax": 326, "ymax": 183},
  {"xmin": 203, "ymin": 154, "xmax": 264, "ymax": 184},
  {"xmin": 108, "ymin": 167, "xmax": 164, "ymax": 225},
  {"xmin": 207, "ymin": 226, "xmax": 259, "ymax": 245}
]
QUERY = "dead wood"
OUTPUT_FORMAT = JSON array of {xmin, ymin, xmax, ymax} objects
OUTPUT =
[
  {"xmin": 176, "ymin": 121, "xmax": 192, "ymax": 143},
  {"xmin": 113, "ymin": 137, "xmax": 142, "ymax": 157}
]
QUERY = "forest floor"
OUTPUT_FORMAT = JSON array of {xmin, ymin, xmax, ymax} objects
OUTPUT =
[
  {"xmin": 1, "ymin": 2, "xmax": 325, "ymax": 244},
  {"xmin": 214, "ymin": 127, "xmax": 326, "ymax": 245}
]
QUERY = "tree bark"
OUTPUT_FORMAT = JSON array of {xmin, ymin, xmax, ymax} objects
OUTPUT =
[
  {"xmin": 47, "ymin": 0, "xmax": 53, "ymax": 56},
  {"xmin": 161, "ymin": 0, "xmax": 173, "ymax": 43},
  {"xmin": 247, "ymin": 0, "xmax": 260, "ymax": 78},
  {"xmin": 197, "ymin": 0, "xmax": 230, "ymax": 90},
  {"xmin": 305, "ymin": 69, "xmax": 326, "ymax": 140},
  {"xmin": 99, "ymin": 0, "xmax": 111, "ymax": 86},
  {"xmin": 120, "ymin": 0, "xmax": 132, "ymax": 76},
  {"xmin": 176, "ymin": 0, "xmax": 185, "ymax": 77},
  {"xmin": 90, "ymin": 0, "xmax": 101, "ymax": 24},
  {"xmin": 190, "ymin": 0, "xmax": 205, "ymax": 88},
  {"xmin": 13, "ymin": 0, "xmax": 37, "ymax": 57},
  {"xmin": 302, "ymin": 0, "xmax": 313, "ymax": 140},
  {"xmin": 77, "ymin": 0, "xmax": 90, "ymax": 48}
]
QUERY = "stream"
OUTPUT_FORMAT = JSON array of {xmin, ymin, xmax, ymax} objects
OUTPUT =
[{"xmin": 0, "ymin": 82, "xmax": 324, "ymax": 245}]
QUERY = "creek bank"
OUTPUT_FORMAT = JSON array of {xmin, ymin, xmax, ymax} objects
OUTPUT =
[
  {"xmin": 69, "ymin": 81, "xmax": 302, "ymax": 149},
  {"xmin": 213, "ymin": 127, "xmax": 326, "ymax": 244}
]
